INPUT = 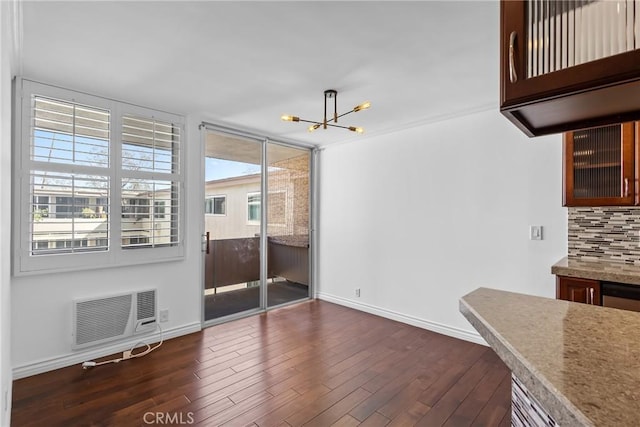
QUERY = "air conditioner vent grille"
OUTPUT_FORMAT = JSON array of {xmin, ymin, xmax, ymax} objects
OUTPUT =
[
  {"xmin": 75, "ymin": 294, "xmax": 132, "ymax": 346},
  {"xmin": 137, "ymin": 290, "xmax": 156, "ymax": 320}
]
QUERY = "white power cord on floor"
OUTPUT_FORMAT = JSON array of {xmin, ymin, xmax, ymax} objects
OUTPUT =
[{"xmin": 81, "ymin": 323, "xmax": 164, "ymax": 369}]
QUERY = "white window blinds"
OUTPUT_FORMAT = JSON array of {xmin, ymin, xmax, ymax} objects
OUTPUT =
[
  {"xmin": 121, "ymin": 115, "xmax": 181, "ymax": 250},
  {"xmin": 15, "ymin": 79, "xmax": 185, "ymax": 274},
  {"xmin": 29, "ymin": 96, "xmax": 111, "ymax": 256}
]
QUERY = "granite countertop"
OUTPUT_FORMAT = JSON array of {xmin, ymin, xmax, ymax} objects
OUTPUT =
[
  {"xmin": 552, "ymin": 256, "xmax": 640, "ymax": 285},
  {"xmin": 460, "ymin": 287, "xmax": 640, "ymax": 427}
]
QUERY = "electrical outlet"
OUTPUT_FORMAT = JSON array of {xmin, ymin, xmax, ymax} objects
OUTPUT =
[
  {"xmin": 159, "ymin": 309, "xmax": 169, "ymax": 323},
  {"xmin": 355, "ymin": 288, "xmax": 361, "ymax": 297}
]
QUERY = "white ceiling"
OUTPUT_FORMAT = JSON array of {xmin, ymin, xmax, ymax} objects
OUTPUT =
[{"xmin": 19, "ymin": 0, "xmax": 499, "ymax": 147}]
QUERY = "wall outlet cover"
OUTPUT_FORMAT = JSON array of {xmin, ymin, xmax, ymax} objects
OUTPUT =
[{"xmin": 529, "ymin": 225, "xmax": 543, "ymax": 241}]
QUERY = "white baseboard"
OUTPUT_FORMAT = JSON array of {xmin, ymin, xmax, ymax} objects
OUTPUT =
[
  {"xmin": 316, "ymin": 292, "xmax": 486, "ymax": 346},
  {"xmin": 12, "ymin": 322, "xmax": 202, "ymax": 379}
]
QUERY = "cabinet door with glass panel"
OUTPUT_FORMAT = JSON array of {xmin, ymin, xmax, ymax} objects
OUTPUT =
[
  {"xmin": 563, "ymin": 122, "xmax": 636, "ymax": 206},
  {"xmin": 501, "ymin": 0, "xmax": 640, "ymax": 136}
]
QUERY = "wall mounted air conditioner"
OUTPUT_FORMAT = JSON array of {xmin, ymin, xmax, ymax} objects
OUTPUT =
[{"xmin": 72, "ymin": 289, "xmax": 157, "ymax": 350}]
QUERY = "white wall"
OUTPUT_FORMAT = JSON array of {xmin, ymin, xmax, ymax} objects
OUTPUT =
[
  {"xmin": 10, "ymin": 115, "xmax": 204, "ymax": 378},
  {"xmin": 1, "ymin": 0, "xmax": 15, "ymax": 423},
  {"xmin": 317, "ymin": 109, "xmax": 567, "ymax": 342}
]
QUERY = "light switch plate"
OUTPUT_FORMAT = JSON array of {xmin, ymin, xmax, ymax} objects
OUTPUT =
[{"xmin": 530, "ymin": 225, "xmax": 543, "ymax": 241}]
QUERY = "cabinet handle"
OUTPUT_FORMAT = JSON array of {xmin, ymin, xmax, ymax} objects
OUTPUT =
[
  {"xmin": 509, "ymin": 31, "xmax": 518, "ymax": 83},
  {"xmin": 625, "ymin": 178, "xmax": 629, "ymax": 197},
  {"xmin": 590, "ymin": 287, "xmax": 595, "ymax": 305}
]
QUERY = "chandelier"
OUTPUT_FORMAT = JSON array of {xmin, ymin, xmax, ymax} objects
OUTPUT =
[{"xmin": 281, "ymin": 89, "xmax": 370, "ymax": 133}]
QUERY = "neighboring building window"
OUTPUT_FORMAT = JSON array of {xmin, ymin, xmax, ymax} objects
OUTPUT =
[
  {"xmin": 247, "ymin": 192, "xmax": 261, "ymax": 223},
  {"xmin": 14, "ymin": 79, "xmax": 184, "ymax": 274},
  {"xmin": 205, "ymin": 195, "xmax": 226, "ymax": 215},
  {"xmin": 126, "ymin": 236, "xmax": 150, "ymax": 246},
  {"xmin": 154, "ymin": 201, "xmax": 166, "ymax": 219},
  {"xmin": 54, "ymin": 196, "xmax": 90, "ymax": 219},
  {"xmin": 31, "ymin": 240, "xmax": 49, "ymax": 254},
  {"xmin": 122, "ymin": 197, "xmax": 150, "ymax": 220},
  {"xmin": 32, "ymin": 196, "xmax": 49, "ymax": 219}
]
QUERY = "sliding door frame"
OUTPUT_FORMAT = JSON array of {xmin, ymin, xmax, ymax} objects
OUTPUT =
[{"xmin": 200, "ymin": 123, "xmax": 316, "ymax": 328}]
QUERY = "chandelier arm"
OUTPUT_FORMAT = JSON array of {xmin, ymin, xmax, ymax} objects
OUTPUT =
[
  {"xmin": 325, "ymin": 123, "xmax": 356, "ymax": 130},
  {"xmin": 296, "ymin": 118, "xmax": 320, "ymax": 124},
  {"xmin": 334, "ymin": 109, "xmax": 355, "ymax": 122},
  {"xmin": 295, "ymin": 119, "xmax": 355, "ymax": 130}
]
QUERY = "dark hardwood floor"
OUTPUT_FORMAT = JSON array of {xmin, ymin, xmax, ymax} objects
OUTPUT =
[{"xmin": 11, "ymin": 300, "xmax": 511, "ymax": 426}]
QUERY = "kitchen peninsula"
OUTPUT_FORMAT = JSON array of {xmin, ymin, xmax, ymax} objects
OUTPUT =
[{"xmin": 460, "ymin": 287, "xmax": 640, "ymax": 427}]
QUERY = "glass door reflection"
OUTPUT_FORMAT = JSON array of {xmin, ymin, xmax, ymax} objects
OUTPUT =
[
  {"xmin": 204, "ymin": 131, "xmax": 262, "ymax": 321},
  {"xmin": 266, "ymin": 143, "xmax": 310, "ymax": 307}
]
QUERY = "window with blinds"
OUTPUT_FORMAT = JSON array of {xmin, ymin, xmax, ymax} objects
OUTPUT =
[
  {"xmin": 30, "ymin": 171, "xmax": 110, "ymax": 255},
  {"xmin": 31, "ymin": 97, "xmax": 110, "ymax": 166},
  {"xmin": 15, "ymin": 79, "xmax": 184, "ymax": 274},
  {"xmin": 121, "ymin": 115, "xmax": 181, "ymax": 250},
  {"xmin": 121, "ymin": 179, "xmax": 179, "ymax": 249},
  {"xmin": 29, "ymin": 96, "xmax": 111, "ymax": 256},
  {"xmin": 527, "ymin": 1, "xmax": 640, "ymax": 78},
  {"xmin": 122, "ymin": 116, "xmax": 180, "ymax": 174}
]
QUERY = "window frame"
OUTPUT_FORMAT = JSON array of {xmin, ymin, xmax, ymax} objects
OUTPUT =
[
  {"xmin": 13, "ymin": 78, "xmax": 185, "ymax": 275},
  {"xmin": 204, "ymin": 194, "xmax": 226, "ymax": 216}
]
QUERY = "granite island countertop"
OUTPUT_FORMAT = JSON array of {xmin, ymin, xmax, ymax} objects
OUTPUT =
[
  {"xmin": 460, "ymin": 287, "xmax": 640, "ymax": 427},
  {"xmin": 552, "ymin": 256, "xmax": 640, "ymax": 285}
]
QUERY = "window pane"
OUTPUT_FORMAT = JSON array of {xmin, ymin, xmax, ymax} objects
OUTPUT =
[
  {"xmin": 205, "ymin": 196, "xmax": 226, "ymax": 215},
  {"xmin": 213, "ymin": 196, "xmax": 226, "ymax": 215},
  {"xmin": 31, "ymin": 97, "xmax": 110, "ymax": 167},
  {"xmin": 122, "ymin": 179, "xmax": 179, "ymax": 249},
  {"xmin": 248, "ymin": 193, "xmax": 260, "ymax": 222},
  {"xmin": 30, "ymin": 171, "xmax": 110, "ymax": 255},
  {"xmin": 122, "ymin": 115, "xmax": 180, "ymax": 174}
]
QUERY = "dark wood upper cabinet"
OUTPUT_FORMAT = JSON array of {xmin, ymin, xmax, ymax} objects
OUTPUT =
[
  {"xmin": 501, "ymin": 1, "xmax": 640, "ymax": 137},
  {"xmin": 563, "ymin": 122, "xmax": 636, "ymax": 206}
]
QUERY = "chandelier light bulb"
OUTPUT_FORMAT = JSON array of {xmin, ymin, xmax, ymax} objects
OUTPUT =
[
  {"xmin": 354, "ymin": 101, "xmax": 371, "ymax": 112},
  {"xmin": 281, "ymin": 115, "xmax": 299, "ymax": 122}
]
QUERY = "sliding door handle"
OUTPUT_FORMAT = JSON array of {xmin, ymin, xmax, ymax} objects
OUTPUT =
[{"xmin": 202, "ymin": 232, "xmax": 210, "ymax": 254}]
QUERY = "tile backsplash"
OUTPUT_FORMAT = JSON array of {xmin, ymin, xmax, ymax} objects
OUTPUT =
[{"xmin": 569, "ymin": 207, "xmax": 640, "ymax": 265}]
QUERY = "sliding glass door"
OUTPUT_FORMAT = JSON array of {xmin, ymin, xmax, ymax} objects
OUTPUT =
[
  {"xmin": 203, "ymin": 128, "xmax": 312, "ymax": 323},
  {"xmin": 266, "ymin": 142, "xmax": 310, "ymax": 307},
  {"xmin": 203, "ymin": 131, "xmax": 262, "ymax": 321}
]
